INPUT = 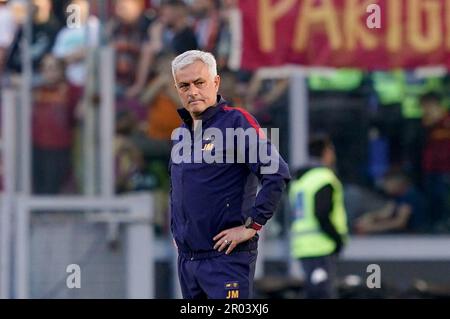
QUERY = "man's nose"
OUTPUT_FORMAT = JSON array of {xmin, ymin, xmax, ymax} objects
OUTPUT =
[{"xmin": 187, "ymin": 83, "xmax": 199, "ymax": 96}]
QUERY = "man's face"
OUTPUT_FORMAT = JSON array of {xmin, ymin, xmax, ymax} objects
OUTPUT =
[
  {"xmin": 10, "ymin": 2, "xmax": 27, "ymax": 25},
  {"xmin": 323, "ymin": 144, "xmax": 336, "ymax": 167},
  {"xmin": 161, "ymin": 4, "xmax": 187, "ymax": 27},
  {"xmin": 160, "ymin": 5, "xmax": 175, "ymax": 25},
  {"xmin": 71, "ymin": 0, "xmax": 89, "ymax": 24},
  {"xmin": 32, "ymin": 0, "xmax": 51, "ymax": 22},
  {"xmin": 174, "ymin": 60, "xmax": 220, "ymax": 118},
  {"xmin": 115, "ymin": 0, "xmax": 142, "ymax": 24},
  {"xmin": 33, "ymin": 0, "xmax": 51, "ymax": 11}
]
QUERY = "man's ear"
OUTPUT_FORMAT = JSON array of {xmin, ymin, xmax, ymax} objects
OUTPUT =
[{"xmin": 214, "ymin": 75, "xmax": 221, "ymax": 91}]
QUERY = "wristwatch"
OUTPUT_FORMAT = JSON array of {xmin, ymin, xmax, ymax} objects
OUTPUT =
[{"xmin": 244, "ymin": 217, "xmax": 262, "ymax": 231}]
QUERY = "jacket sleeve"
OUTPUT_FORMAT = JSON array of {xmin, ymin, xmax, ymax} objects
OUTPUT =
[
  {"xmin": 235, "ymin": 109, "xmax": 291, "ymax": 225},
  {"xmin": 314, "ymin": 184, "xmax": 343, "ymax": 248}
]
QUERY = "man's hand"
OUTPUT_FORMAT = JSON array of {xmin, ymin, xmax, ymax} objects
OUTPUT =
[{"xmin": 213, "ymin": 225, "xmax": 257, "ymax": 255}]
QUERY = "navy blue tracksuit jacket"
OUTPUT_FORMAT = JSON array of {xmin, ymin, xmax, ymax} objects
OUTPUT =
[{"xmin": 170, "ymin": 96, "xmax": 291, "ymax": 257}]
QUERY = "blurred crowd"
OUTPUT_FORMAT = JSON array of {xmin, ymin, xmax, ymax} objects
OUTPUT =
[{"xmin": 0, "ymin": 0, "xmax": 449, "ymax": 235}]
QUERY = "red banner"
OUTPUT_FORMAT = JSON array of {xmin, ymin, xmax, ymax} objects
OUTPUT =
[{"xmin": 239, "ymin": 0, "xmax": 450, "ymax": 70}]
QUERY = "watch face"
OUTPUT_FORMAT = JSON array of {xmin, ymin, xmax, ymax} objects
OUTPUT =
[{"xmin": 245, "ymin": 217, "xmax": 252, "ymax": 228}]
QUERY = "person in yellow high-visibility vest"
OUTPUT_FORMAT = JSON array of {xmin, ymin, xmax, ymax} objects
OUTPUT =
[{"xmin": 290, "ymin": 135, "xmax": 348, "ymax": 299}]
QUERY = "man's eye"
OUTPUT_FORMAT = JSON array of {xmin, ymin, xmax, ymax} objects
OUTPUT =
[{"xmin": 195, "ymin": 81, "xmax": 205, "ymax": 87}]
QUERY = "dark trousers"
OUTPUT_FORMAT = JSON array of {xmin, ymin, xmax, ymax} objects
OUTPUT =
[
  {"xmin": 178, "ymin": 250, "xmax": 257, "ymax": 299},
  {"xmin": 424, "ymin": 173, "xmax": 450, "ymax": 227},
  {"xmin": 300, "ymin": 254, "xmax": 337, "ymax": 299},
  {"xmin": 32, "ymin": 147, "xmax": 71, "ymax": 194}
]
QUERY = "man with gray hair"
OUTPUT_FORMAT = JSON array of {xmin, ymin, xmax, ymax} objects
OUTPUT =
[{"xmin": 169, "ymin": 50, "xmax": 291, "ymax": 299}]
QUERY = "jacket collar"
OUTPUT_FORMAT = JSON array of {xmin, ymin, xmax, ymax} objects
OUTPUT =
[{"xmin": 177, "ymin": 95, "xmax": 227, "ymax": 127}]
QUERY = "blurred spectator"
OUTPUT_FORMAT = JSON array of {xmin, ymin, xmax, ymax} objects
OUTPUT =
[
  {"xmin": 127, "ymin": 53, "xmax": 183, "ymax": 234},
  {"xmin": 9, "ymin": 0, "xmax": 27, "ymax": 24},
  {"xmin": 113, "ymin": 0, "xmax": 199, "ymax": 118},
  {"xmin": 245, "ymin": 72, "xmax": 289, "ymax": 158},
  {"xmin": 190, "ymin": 0, "xmax": 221, "ymax": 53},
  {"xmin": 217, "ymin": 0, "xmax": 241, "ymax": 71},
  {"xmin": 246, "ymin": 75, "xmax": 289, "ymax": 115},
  {"xmin": 114, "ymin": 110, "xmax": 144, "ymax": 193},
  {"xmin": 52, "ymin": 0, "xmax": 99, "ymax": 88},
  {"xmin": 32, "ymin": 54, "xmax": 80, "ymax": 194},
  {"xmin": 140, "ymin": 54, "xmax": 181, "ymax": 146},
  {"xmin": 120, "ymin": 53, "xmax": 180, "ymax": 169},
  {"xmin": 344, "ymin": 183, "xmax": 387, "ymax": 231},
  {"xmin": 354, "ymin": 170, "xmax": 426, "ymax": 234},
  {"xmin": 290, "ymin": 134, "xmax": 348, "ymax": 298},
  {"xmin": 420, "ymin": 92, "xmax": 450, "ymax": 230},
  {"xmin": 115, "ymin": 100, "xmax": 170, "ymax": 233},
  {"xmin": 0, "ymin": 0, "xmax": 17, "ymax": 74},
  {"xmin": 114, "ymin": 104, "xmax": 169, "ymax": 233},
  {"xmin": 6, "ymin": 0, "xmax": 61, "ymax": 76},
  {"xmin": 51, "ymin": 0, "xmax": 70, "ymax": 26},
  {"xmin": 149, "ymin": 0, "xmax": 197, "ymax": 56},
  {"xmin": 218, "ymin": 70, "xmax": 241, "ymax": 106},
  {"xmin": 107, "ymin": 0, "xmax": 156, "ymax": 98}
]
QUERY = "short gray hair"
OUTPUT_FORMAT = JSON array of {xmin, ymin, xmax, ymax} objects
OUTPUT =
[{"xmin": 171, "ymin": 50, "xmax": 217, "ymax": 81}]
